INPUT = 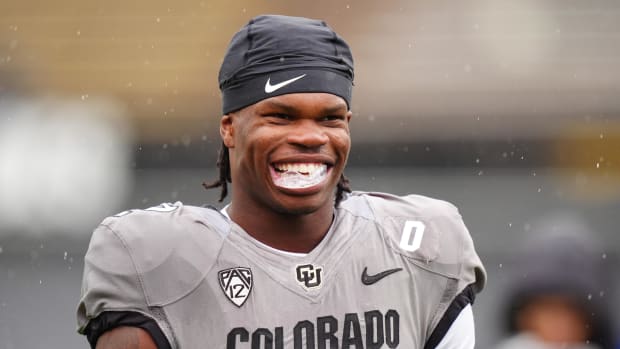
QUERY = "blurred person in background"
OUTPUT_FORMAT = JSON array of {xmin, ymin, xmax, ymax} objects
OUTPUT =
[
  {"xmin": 76, "ymin": 14, "xmax": 486, "ymax": 348},
  {"xmin": 494, "ymin": 213, "xmax": 616, "ymax": 349}
]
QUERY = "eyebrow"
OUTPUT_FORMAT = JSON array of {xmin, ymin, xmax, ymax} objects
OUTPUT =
[{"xmin": 263, "ymin": 99, "xmax": 347, "ymax": 115}]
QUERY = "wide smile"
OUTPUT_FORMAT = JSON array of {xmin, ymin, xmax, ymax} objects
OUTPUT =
[{"xmin": 270, "ymin": 162, "xmax": 331, "ymax": 190}]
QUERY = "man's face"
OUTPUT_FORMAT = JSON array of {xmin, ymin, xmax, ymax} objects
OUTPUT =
[{"xmin": 221, "ymin": 93, "xmax": 352, "ymax": 215}]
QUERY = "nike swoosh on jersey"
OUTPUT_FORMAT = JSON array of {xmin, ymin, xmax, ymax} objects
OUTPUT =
[
  {"xmin": 361, "ymin": 267, "xmax": 403, "ymax": 285},
  {"xmin": 264, "ymin": 74, "xmax": 307, "ymax": 93}
]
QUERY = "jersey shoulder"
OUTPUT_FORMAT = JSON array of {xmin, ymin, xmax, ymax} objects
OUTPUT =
[
  {"xmin": 79, "ymin": 202, "xmax": 230, "ymax": 330},
  {"xmin": 343, "ymin": 191, "xmax": 485, "ymax": 291}
]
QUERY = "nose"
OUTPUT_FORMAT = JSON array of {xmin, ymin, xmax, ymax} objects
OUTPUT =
[{"xmin": 286, "ymin": 120, "xmax": 329, "ymax": 148}]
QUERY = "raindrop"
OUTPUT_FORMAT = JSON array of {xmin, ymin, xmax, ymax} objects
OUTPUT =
[
  {"xmin": 162, "ymin": 143, "xmax": 168, "ymax": 149},
  {"xmin": 587, "ymin": 294, "xmax": 592, "ymax": 301},
  {"xmin": 76, "ymin": 29, "xmax": 81, "ymax": 36},
  {"xmin": 39, "ymin": 280, "xmax": 42, "ymax": 285},
  {"xmin": 599, "ymin": 291, "xmax": 605, "ymax": 297},
  {"xmin": 475, "ymin": 158, "xmax": 480, "ymax": 164},
  {"xmin": 81, "ymin": 94, "xmax": 89, "ymax": 100},
  {"xmin": 602, "ymin": 253, "xmax": 607, "ymax": 259},
  {"xmin": 156, "ymin": 17, "xmax": 161, "ymax": 23},
  {"xmin": 346, "ymin": 4, "xmax": 350, "ymax": 9},
  {"xmin": 63, "ymin": 251, "xmax": 68, "ymax": 260},
  {"xmin": 508, "ymin": 222, "xmax": 512, "ymax": 228},
  {"xmin": 477, "ymin": 170, "xmax": 484, "ymax": 176},
  {"xmin": 498, "ymin": 263, "xmax": 503, "ymax": 269},
  {"xmin": 201, "ymin": 135, "xmax": 208, "ymax": 141},
  {"xmin": 596, "ymin": 162, "xmax": 600, "ymax": 169},
  {"xmin": 537, "ymin": 188, "xmax": 542, "ymax": 193},
  {"xmin": 599, "ymin": 133, "xmax": 604, "ymax": 139}
]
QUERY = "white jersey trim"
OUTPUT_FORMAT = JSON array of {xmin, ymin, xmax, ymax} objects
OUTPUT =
[{"xmin": 434, "ymin": 304, "xmax": 475, "ymax": 349}]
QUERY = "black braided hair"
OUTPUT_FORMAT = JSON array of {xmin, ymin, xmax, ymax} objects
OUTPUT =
[{"xmin": 203, "ymin": 142, "xmax": 352, "ymax": 206}]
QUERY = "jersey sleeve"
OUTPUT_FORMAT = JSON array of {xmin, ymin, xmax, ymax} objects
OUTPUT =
[
  {"xmin": 77, "ymin": 203, "xmax": 230, "ymax": 348},
  {"xmin": 355, "ymin": 191, "xmax": 486, "ymax": 347},
  {"xmin": 359, "ymin": 191, "xmax": 486, "ymax": 295},
  {"xmin": 77, "ymin": 223, "xmax": 149, "ymax": 332},
  {"xmin": 408, "ymin": 195, "xmax": 485, "ymax": 348},
  {"xmin": 76, "ymin": 222, "xmax": 176, "ymax": 348}
]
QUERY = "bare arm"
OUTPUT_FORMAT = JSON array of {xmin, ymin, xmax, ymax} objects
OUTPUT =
[{"xmin": 95, "ymin": 326, "xmax": 158, "ymax": 349}]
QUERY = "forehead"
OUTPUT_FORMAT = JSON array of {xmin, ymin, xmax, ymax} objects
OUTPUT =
[{"xmin": 250, "ymin": 93, "xmax": 349, "ymax": 114}]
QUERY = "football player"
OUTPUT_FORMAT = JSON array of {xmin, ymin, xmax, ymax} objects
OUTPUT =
[{"xmin": 77, "ymin": 15, "xmax": 486, "ymax": 349}]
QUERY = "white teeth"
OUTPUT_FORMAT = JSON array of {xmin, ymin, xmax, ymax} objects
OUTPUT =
[
  {"xmin": 274, "ymin": 162, "xmax": 323, "ymax": 174},
  {"xmin": 272, "ymin": 163, "xmax": 328, "ymax": 189}
]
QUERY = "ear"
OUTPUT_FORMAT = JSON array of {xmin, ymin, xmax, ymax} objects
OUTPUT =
[
  {"xmin": 346, "ymin": 110, "xmax": 353, "ymax": 123},
  {"xmin": 220, "ymin": 114, "xmax": 235, "ymax": 148}
]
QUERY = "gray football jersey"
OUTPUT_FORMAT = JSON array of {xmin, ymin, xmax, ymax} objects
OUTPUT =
[{"xmin": 77, "ymin": 191, "xmax": 486, "ymax": 348}]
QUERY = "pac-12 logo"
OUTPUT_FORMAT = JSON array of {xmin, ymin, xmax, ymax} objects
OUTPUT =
[
  {"xmin": 296, "ymin": 264, "xmax": 323, "ymax": 289},
  {"xmin": 218, "ymin": 267, "xmax": 253, "ymax": 307}
]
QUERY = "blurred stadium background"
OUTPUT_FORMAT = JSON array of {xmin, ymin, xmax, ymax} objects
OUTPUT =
[{"xmin": 0, "ymin": 1, "xmax": 619, "ymax": 348}]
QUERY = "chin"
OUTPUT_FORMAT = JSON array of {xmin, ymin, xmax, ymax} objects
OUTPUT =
[{"xmin": 269, "ymin": 194, "xmax": 333, "ymax": 216}]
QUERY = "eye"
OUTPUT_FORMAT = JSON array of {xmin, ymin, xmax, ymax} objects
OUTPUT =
[
  {"xmin": 273, "ymin": 113, "xmax": 292, "ymax": 120},
  {"xmin": 320, "ymin": 115, "xmax": 347, "ymax": 123},
  {"xmin": 263, "ymin": 113, "xmax": 293, "ymax": 124}
]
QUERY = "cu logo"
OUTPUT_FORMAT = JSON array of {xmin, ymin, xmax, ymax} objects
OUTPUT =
[
  {"xmin": 296, "ymin": 264, "xmax": 323, "ymax": 289},
  {"xmin": 399, "ymin": 220, "xmax": 426, "ymax": 252}
]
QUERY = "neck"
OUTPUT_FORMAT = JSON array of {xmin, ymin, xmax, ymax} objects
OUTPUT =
[{"xmin": 227, "ymin": 200, "xmax": 334, "ymax": 254}]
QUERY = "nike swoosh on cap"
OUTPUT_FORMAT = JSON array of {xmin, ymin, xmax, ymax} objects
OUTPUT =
[{"xmin": 264, "ymin": 74, "xmax": 307, "ymax": 93}]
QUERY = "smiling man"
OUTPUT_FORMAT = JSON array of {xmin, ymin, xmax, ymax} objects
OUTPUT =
[{"xmin": 77, "ymin": 15, "xmax": 486, "ymax": 349}]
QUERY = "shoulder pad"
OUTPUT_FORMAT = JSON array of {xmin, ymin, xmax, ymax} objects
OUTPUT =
[
  {"xmin": 345, "ymin": 192, "xmax": 485, "ymax": 292},
  {"xmin": 95, "ymin": 202, "xmax": 229, "ymax": 305}
]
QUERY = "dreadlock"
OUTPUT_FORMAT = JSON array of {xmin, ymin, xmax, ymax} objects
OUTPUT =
[
  {"xmin": 203, "ymin": 142, "xmax": 352, "ymax": 206},
  {"xmin": 202, "ymin": 142, "xmax": 231, "ymax": 202}
]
